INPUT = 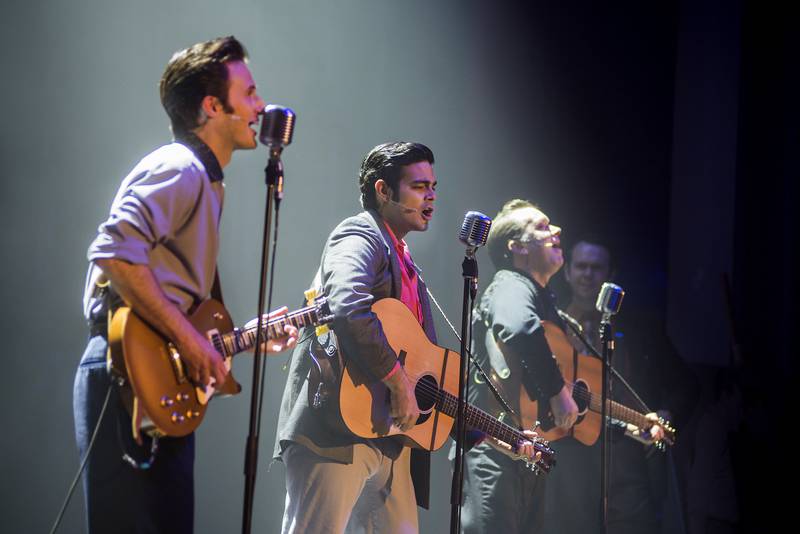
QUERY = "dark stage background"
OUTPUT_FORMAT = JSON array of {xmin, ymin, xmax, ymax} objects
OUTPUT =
[{"xmin": 1, "ymin": 0, "xmax": 794, "ymax": 532}]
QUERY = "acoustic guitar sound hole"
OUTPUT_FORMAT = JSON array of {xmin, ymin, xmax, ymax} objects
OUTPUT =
[
  {"xmin": 573, "ymin": 380, "xmax": 590, "ymax": 413},
  {"xmin": 414, "ymin": 374, "xmax": 438, "ymax": 425}
]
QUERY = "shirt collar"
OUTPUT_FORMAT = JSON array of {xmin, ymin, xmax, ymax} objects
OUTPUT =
[
  {"xmin": 175, "ymin": 131, "xmax": 224, "ymax": 183},
  {"xmin": 383, "ymin": 221, "xmax": 408, "ymax": 256},
  {"xmin": 509, "ymin": 267, "xmax": 553, "ymax": 295}
]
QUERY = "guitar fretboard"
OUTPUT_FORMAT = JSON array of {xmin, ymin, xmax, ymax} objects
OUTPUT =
[
  {"xmin": 590, "ymin": 395, "xmax": 649, "ymax": 429},
  {"xmin": 580, "ymin": 391, "xmax": 674, "ymax": 443},
  {"xmin": 418, "ymin": 382, "xmax": 554, "ymax": 470},
  {"xmin": 212, "ymin": 306, "xmax": 320, "ymax": 357}
]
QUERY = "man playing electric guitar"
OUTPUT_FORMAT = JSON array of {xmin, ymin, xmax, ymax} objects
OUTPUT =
[
  {"xmin": 74, "ymin": 37, "xmax": 297, "ymax": 534},
  {"xmin": 460, "ymin": 199, "xmax": 580, "ymax": 533}
]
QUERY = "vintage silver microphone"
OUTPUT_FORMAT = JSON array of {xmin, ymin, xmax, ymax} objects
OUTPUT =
[
  {"xmin": 259, "ymin": 105, "xmax": 296, "ymax": 201},
  {"xmin": 259, "ymin": 105, "xmax": 295, "ymax": 154},
  {"xmin": 595, "ymin": 282, "xmax": 625, "ymax": 322},
  {"xmin": 458, "ymin": 211, "xmax": 492, "ymax": 258}
]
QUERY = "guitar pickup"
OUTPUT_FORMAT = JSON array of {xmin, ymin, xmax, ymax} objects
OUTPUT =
[{"xmin": 167, "ymin": 344, "xmax": 187, "ymax": 384}]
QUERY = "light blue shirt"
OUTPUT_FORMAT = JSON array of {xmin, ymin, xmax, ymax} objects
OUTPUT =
[{"xmin": 83, "ymin": 141, "xmax": 224, "ymax": 319}]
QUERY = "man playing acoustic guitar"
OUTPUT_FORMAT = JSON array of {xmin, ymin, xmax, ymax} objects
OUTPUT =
[
  {"xmin": 274, "ymin": 143, "xmax": 541, "ymax": 533},
  {"xmin": 541, "ymin": 236, "xmax": 698, "ymax": 534},
  {"xmin": 75, "ymin": 36, "xmax": 297, "ymax": 534},
  {"xmin": 460, "ymin": 199, "xmax": 580, "ymax": 533}
]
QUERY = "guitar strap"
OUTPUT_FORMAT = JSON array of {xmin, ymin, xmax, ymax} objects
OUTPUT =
[
  {"xmin": 422, "ymin": 283, "xmax": 523, "ymax": 429},
  {"xmin": 184, "ymin": 267, "xmax": 224, "ymax": 316},
  {"xmin": 483, "ymin": 326, "xmax": 511, "ymax": 380},
  {"xmin": 211, "ymin": 267, "xmax": 224, "ymax": 304},
  {"xmin": 480, "ymin": 327, "xmax": 528, "ymax": 429}
]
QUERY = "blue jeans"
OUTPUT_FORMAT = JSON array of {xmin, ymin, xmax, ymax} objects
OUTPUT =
[{"xmin": 73, "ymin": 335, "xmax": 195, "ymax": 534}]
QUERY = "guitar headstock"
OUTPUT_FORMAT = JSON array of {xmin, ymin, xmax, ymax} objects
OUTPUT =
[
  {"xmin": 525, "ymin": 437, "xmax": 556, "ymax": 474},
  {"xmin": 304, "ymin": 288, "xmax": 333, "ymax": 336},
  {"xmin": 655, "ymin": 417, "xmax": 676, "ymax": 450}
]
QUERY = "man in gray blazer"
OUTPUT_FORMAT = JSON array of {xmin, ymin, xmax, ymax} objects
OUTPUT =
[{"xmin": 274, "ymin": 142, "xmax": 438, "ymax": 533}]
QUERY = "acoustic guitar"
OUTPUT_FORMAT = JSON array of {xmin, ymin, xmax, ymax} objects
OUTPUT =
[
  {"xmin": 517, "ymin": 321, "xmax": 675, "ymax": 448},
  {"xmin": 336, "ymin": 298, "xmax": 556, "ymax": 472}
]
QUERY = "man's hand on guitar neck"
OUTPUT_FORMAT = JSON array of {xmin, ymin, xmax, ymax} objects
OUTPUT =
[
  {"xmin": 96, "ymin": 258, "xmax": 228, "ymax": 388},
  {"xmin": 487, "ymin": 429, "xmax": 543, "ymax": 464},
  {"xmin": 549, "ymin": 384, "xmax": 579, "ymax": 430},
  {"xmin": 243, "ymin": 307, "xmax": 299, "ymax": 354},
  {"xmin": 625, "ymin": 411, "xmax": 667, "ymax": 446},
  {"xmin": 382, "ymin": 365, "xmax": 420, "ymax": 432}
]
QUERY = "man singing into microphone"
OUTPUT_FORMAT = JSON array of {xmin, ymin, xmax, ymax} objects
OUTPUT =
[
  {"xmin": 74, "ymin": 36, "xmax": 297, "ymax": 533},
  {"xmin": 274, "ymin": 143, "xmax": 540, "ymax": 533},
  {"xmin": 273, "ymin": 142, "xmax": 436, "ymax": 533},
  {"xmin": 459, "ymin": 199, "xmax": 579, "ymax": 533}
]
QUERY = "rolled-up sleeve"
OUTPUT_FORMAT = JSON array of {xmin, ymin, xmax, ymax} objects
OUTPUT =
[{"xmin": 88, "ymin": 164, "xmax": 203, "ymax": 265}]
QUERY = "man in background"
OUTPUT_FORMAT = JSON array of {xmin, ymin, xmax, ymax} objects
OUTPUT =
[
  {"xmin": 459, "ymin": 199, "xmax": 579, "ymax": 533},
  {"xmin": 542, "ymin": 236, "xmax": 699, "ymax": 534}
]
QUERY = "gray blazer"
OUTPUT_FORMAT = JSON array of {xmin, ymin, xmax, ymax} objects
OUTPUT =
[{"xmin": 273, "ymin": 209, "xmax": 436, "ymax": 508}]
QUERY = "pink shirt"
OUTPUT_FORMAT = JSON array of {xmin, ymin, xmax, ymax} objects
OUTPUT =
[{"xmin": 382, "ymin": 222, "xmax": 424, "ymax": 379}]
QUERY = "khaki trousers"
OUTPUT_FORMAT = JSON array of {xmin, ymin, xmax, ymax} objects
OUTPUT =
[{"xmin": 281, "ymin": 441, "xmax": 418, "ymax": 534}]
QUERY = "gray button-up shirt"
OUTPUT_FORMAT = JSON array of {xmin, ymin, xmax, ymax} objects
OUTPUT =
[{"xmin": 83, "ymin": 140, "xmax": 224, "ymax": 320}]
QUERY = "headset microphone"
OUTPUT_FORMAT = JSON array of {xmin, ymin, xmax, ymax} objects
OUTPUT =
[{"xmin": 388, "ymin": 199, "xmax": 418, "ymax": 213}]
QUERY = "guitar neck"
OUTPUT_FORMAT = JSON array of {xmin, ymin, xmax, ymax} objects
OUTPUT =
[
  {"xmin": 588, "ymin": 394, "xmax": 649, "ymax": 429},
  {"xmin": 218, "ymin": 306, "xmax": 318, "ymax": 357},
  {"xmin": 435, "ymin": 388, "xmax": 540, "ymax": 454}
]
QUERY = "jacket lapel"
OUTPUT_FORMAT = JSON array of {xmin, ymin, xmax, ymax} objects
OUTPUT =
[{"xmin": 365, "ymin": 210, "xmax": 402, "ymax": 299}]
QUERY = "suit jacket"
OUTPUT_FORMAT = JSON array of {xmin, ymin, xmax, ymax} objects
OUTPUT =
[{"xmin": 273, "ymin": 209, "xmax": 436, "ymax": 508}]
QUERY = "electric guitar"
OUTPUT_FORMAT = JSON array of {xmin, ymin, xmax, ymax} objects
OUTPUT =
[
  {"xmin": 108, "ymin": 295, "xmax": 331, "ymax": 439},
  {"xmin": 333, "ymin": 298, "xmax": 556, "ymax": 472},
  {"xmin": 517, "ymin": 321, "xmax": 675, "ymax": 448}
]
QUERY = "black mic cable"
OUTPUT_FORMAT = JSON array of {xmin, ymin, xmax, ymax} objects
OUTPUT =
[{"xmin": 49, "ymin": 382, "xmax": 114, "ymax": 534}]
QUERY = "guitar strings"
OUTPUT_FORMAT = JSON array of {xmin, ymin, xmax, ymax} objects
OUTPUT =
[
  {"xmin": 220, "ymin": 307, "xmax": 319, "ymax": 353},
  {"xmin": 407, "ymin": 376, "xmax": 554, "ymax": 465},
  {"xmin": 407, "ymin": 369, "xmax": 668, "ymax": 453},
  {"xmin": 522, "ymin": 378, "xmax": 673, "ymax": 438},
  {"xmin": 559, "ymin": 380, "xmax": 666, "ymax": 428},
  {"xmin": 411, "ymin": 374, "xmax": 668, "ymax": 452}
]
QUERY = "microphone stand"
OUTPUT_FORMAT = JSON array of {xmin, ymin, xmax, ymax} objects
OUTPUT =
[
  {"xmin": 599, "ymin": 312, "xmax": 615, "ymax": 534},
  {"xmin": 241, "ymin": 148, "xmax": 283, "ymax": 534},
  {"xmin": 450, "ymin": 251, "xmax": 478, "ymax": 534}
]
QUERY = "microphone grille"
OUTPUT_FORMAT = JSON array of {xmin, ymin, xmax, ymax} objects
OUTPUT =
[
  {"xmin": 259, "ymin": 105, "xmax": 296, "ymax": 148},
  {"xmin": 595, "ymin": 282, "xmax": 625, "ymax": 315},
  {"xmin": 459, "ymin": 211, "xmax": 492, "ymax": 248}
]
